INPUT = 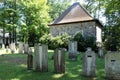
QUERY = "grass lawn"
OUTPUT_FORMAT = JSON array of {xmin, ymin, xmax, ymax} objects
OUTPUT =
[{"xmin": 0, "ymin": 51, "xmax": 105, "ymax": 80}]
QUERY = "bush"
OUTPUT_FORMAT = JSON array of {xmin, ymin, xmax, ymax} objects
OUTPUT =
[
  {"xmin": 73, "ymin": 32, "xmax": 97, "ymax": 52},
  {"xmin": 40, "ymin": 33, "xmax": 70, "ymax": 50},
  {"xmin": 103, "ymin": 36, "xmax": 118, "ymax": 51},
  {"xmin": 73, "ymin": 32, "xmax": 86, "ymax": 51},
  {"xmin": 84, "ymin": 35, "xmax": 97, "ymax": 52}
]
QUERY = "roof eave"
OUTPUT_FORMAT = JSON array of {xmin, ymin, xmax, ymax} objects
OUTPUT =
[{"xmin": 48, "ymin": 19, "xmax": 103, "ymax": 28}]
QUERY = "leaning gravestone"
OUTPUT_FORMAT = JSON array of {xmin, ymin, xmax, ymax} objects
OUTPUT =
[
  {"xmin": 54, "ymin": 48, "xmax": 65, "ymax": 73},
  {"xmin": 82, "ymin": 48, "xmax": 96, "ymax": 77},
  {"xmin": 68, "ymin": 41, "xmax": 77, "ymax": 60},
  {"xmin": 33, "ymin": 44, "xmax": 48, "ymax": 72},
  {"xmin": 27, "ymin": 47, "xmax": 33, "ymax": 70},
  {"xmin": 18, "ymin": 42, "xmax": 24, "ymax": 53},
  {"xmin": 24, "ymin": 44, "xmax": 29, "ymax": 54},
  {"xmin": 105, "ymin": 51, "xmax": 120, "ymax": 80}
]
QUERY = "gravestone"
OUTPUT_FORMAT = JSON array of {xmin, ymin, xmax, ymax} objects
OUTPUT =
[
  {"xmin": 27, "ymin": 47, "xmax": 33, "ymax": 70},
  {"xmin": 18, "ymin": 42, "xmax": 24, "ymax": 53},
  {"xmin": 105, "ymin": 51, "xmax": 120, "ymax": 80},
  {"xmin": 98, "ymin": 47, "xmax": 103, "ymax": 58},
  {"xmin": 24, "ymin": 44, "xmax": 29, "ymax": 54},
  {"xmin": 2, "ymin": 44, "xmax": 5, "ymax": 49},
  {"xmin": 54, "ymin": 48, "xmax": 65, "ymax": 73},
  {"xmin": 82, "ymin": 47, "xmax": 96, "ymax": 77},
  {"xmin": 68, "ymin": 41, "xmax": 77, "ymax": 60},
  {"xmin": 33, "ymin": 44, "xmax": 48, "ymax": 72},
  {"xmin": 10, "ymin": 42, "xmax": 16, "ymax": 53}
]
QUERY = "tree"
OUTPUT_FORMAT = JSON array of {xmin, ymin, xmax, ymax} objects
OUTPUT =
[
  {"xmin": 103, "ymin": 0, "xmax": 120, "ymax": 51},
  {"xmin": 47, "ymin": 0, "xmax": 70, "ymax": 21},
  {"xmin": 18, "ymin": 0, "xmax": 51, "ymax": 45},
  {"xmin": 0, "ymin": 0, "xmax": 19, "ymax": 47}
]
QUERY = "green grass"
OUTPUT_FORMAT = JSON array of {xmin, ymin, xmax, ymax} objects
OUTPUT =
[{"xmin": 0, "ymin": 51, "xmax": 105, "ymax": 80}]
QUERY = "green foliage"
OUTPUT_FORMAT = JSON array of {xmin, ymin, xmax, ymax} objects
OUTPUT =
[
  {"xmin": 73, "ymin": 32, "xmax": 85, "ymax": 51},
  {"xmin": 40, "ymin": 33, "xmax": 71, "ymax": 49},
  {"xmin": 73, "ymin": 32, "xmax": 96, "ymax": 52},
  {"xmin": 18, "ymin": 0, "xmax": 51, "ymax": 43},
  {"xmin": 47, "ymin": 0, "xmax": 70, "ymax": 21},
  {"xmin": 103, "ymin": 0, "xmax": 120, "ymax": 51}
]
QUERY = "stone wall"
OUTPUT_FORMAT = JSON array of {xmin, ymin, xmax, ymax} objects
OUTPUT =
[{"xmin": 50, "ymin": 21, "xmax": 96, "ymax": 37}]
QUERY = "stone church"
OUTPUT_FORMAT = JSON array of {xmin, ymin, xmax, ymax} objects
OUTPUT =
[{"xmin": 49, "ymin": 2, "xmax": 102, "ymax": 44}]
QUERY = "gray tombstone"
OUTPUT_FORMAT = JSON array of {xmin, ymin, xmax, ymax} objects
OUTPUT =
[
  {"xmin": 105, "ymin": 51, "xmax": 120, "ymax": 80},
  {"xmin": 82, "ymin": 47, "xmax": 96, "ymax": 77},
  {"xmin": 24, "ymin": 43, "xmax": 29, "ymax": 54},
  {"xmin": 98, "ymin": 47, "xmax": 103, "ymax": 57},
  {"xmin": 10, "ymin": 42, "xmax": 16, "ymax": 53},
  {"xmin": 18, "ymin": 42, "xmax": 24, "ymax": 53},
  {"xmin": 27, "ymin": 47, "xmax": 33, "ymax": 70},
  {"xmin": 33, "ymin": 44, "xmax": 48, "ymax": 72},
  {"xmin": 54, "ymin": 48, "xmax": 65, "ymax": 73},
  {"xmin": 68, "ymin": 41, "xmax": 77, "ymax": 60}
]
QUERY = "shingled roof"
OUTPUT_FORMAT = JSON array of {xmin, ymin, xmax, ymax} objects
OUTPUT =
[{"xmin": 49, "ymin": 2, "xmax": 102, "ymax": 27}]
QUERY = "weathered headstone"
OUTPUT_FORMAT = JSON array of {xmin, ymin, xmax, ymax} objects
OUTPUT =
[
  {"xmin": 68, "ymin": 41, "xmax": 77, "ymax": 60},
  {"xmin": 105, "ymin": 51, "xmax": 120, "ymax": 80},
  {"xmin": 54, "ymin": 48, "xmax": 65, "ymax": 73},
  {"xmin": 24, "ymin": 44, "xmax": 29, "ymax": 54},
  {"xmin": 27, "ymin": 47, "xmax": 33, "ymax": 70},
  {"xmin": 82, "ymin": 47, "xmax": 96, "ymax": 77},
  {"xmin": 10, "ymin": 42, "xmax": 16, "ymax": 53},
  {"xmin": 98, "ymin": 47, "xmax": 103, "ymax": 58},
  {"xmin": 2, "ymin": 44, "xmax": 5, "ymax": 49},
  {"xmin": 33, "ymin": 44, "xmax": 48, "ymax": 72},
  {"xmin": 18, "ymin": 42, "xmax": 24, "ymax": 53}
]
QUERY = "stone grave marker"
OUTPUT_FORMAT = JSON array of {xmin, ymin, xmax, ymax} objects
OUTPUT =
[
  {"xmin": 98, "ymin": 47, "xmax": 103, "ymax": 58},
  {"xmin": 27, "ymin": 47, "xmax": 33, "ymax": 70},
  {"xmin": 18, "ymin": 42, "xmax": 24, "ymax": 53},
  {"xmin": 68, "ymin": 41, "xmax": 77, "ymax": 60},
  {"xmin": 33, "ymin": 44, "xmax": 48, "ymax": 72},
  {"xmin": 24, "ymin": 44, "xmax": 29, "ymax": 54},
  {"xmin": 54, "ymin": 48, "xmax": 65, "ymax": 73},
  {"xmin": 82, "ymin": 47, "xmax": 96, "ymax": 77},
  {"xmin": 105, "ymin": 51, "xmax": 120, "ymax": 80},
  {"xmin": 10, "ymin": 42, "xmax": 16, "ymax": 53}
]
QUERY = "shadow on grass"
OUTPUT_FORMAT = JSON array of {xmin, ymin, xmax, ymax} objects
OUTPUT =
[{"xmin": 0, "ymin": 52, "xmax": 105, "ymax": 80}]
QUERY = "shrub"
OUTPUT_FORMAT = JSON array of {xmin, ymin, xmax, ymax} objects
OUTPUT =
[
  {"xmin": 40, "ymin": 33, "xmax": 70, "ymax": 50},
  {"xmin": 103, "ymin": 36, "xmax": 118, "ymax": 51},
  {"xmin": 73, "ymin": 31, "xmax": 97, "ymax": 52},
  {"xmin": 73, "ymin": 32, "xmax": 86, "ymax": 51},
  {"xmin": 84, "ymin": 35, "xmax": 97, "ymax": 52}
]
